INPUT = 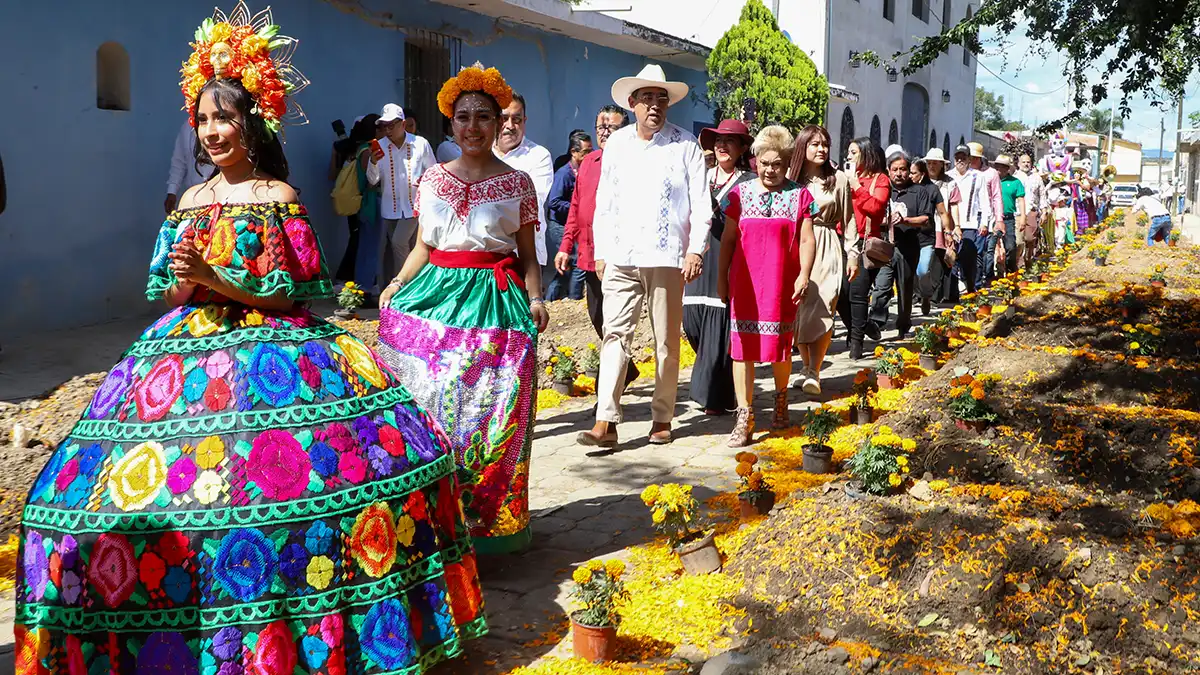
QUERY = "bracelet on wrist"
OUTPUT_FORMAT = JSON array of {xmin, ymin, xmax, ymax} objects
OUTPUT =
[{"xmin": 529, "ymin": 297, "xmax": 545, "ymax": 306}]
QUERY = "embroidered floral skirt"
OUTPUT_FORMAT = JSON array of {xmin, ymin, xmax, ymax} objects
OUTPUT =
[
  {"xmin": 378, "ymin": 264, "xmax": 537, "ymax": 555},
  {"xmin": 16, "ymin": 302, "xmax": 486, "ymax": 675}
]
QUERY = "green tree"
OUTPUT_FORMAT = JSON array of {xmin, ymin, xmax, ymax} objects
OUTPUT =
[
  {"xmin": 867, "ymin": 0, "xmax": 1194, "ymax": 125},
  {"xmin": 1072, "ymin": 107, "xmax": 1123, "ymax": 138},
  {"xmin": 1189, "ymin": 110, "xmax": 1200, "ymax": 129},
  {"xmin": 706, "ymin": 0, "xmax": 828, "ymax": 130},
  {"xmin": 975, "ymin": 88, "xmax": 1006, "ymax": 129}
]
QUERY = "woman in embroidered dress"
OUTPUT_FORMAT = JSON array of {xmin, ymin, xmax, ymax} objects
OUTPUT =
[
  {"xmin": 684, "ymin": 120, "xmax": 755, "ymax": 416},
  {"xmin": 377, "ymin": 64, "xmax": 549, "ymax": 555},
  {"xmin": 16, "ymin": 6, "xmax": 486, "ymax": 674},
  {"xmin": 718, "ymin": 126, "xmax": 816, "ymax": 446},
  {"xmin": 786, "ymin": 124, "xmax": 859, "ymax": 395}
]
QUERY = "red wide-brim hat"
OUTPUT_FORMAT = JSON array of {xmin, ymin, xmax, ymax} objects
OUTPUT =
[{"xmin": 699, "ymin": 119, "xmax": 754, "ymax": 152}]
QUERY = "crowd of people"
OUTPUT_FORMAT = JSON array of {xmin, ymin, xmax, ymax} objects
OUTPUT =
[{"xmin": 17, "ymin": 2, "xmax": 1168, "ymax": 673}]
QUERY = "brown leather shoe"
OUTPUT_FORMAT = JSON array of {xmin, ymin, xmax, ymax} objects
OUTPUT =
[
  {"xmin": 648, "ymin": 422, "xmax": 672, "ymax": 445},
  {"xmin": 576, "ymin": 430, "xmax": 618, "ymax": 447}
]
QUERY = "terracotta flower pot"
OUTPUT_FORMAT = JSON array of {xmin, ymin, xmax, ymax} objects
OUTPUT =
[
  {"xmin": 947, "ymin": 327, "xmax": 962, "ymax": 340},
  {"xmin": 954, "ymin": 418, "xmax": 988, "ymax": 433},
  {"xmin": 1168, "ymin": 240, "xmax": 1178, "ymax": 248},
  {"xmin": 918, "ymin": 353, "xmax": 939, "ymax": 371},
  {"xmin": 675, "ymin": 530, "xmax": 722, "ymax": 575},
  {"xmin": 551, "ymin": 380, "xmax": 573, "ymax": 395},
  {"xmin": 802, "ymin": 444, "xmax": 835, "ymax": 474},
  {"xmin": 571, "ymin": 613, "xmax": 617, "ymax": 663},
  {"xmin": 1151, "ymin": 280, "xmax": 1166, "ymax": 288},
  {"xmin": 1018, "ymin": 281, "xmax": 1030, "ymax": 289},
  {"xmin": 1040, "ymin": 274, "xmax": 1050, "ymax": 282},
  {"xmin": 976, "ymin": 305, "xmax": 993, "ymax": 318},
  {"xmin": 877, "ymin": 374, "xmax": 898, "ymax": 390},
  {"xmin": 850, "ymin": 405, "xmax": 873, "ymax": 424},
  {"xmin": 738, "ymin": 490, "xmax": 776, "ymax": 518}
]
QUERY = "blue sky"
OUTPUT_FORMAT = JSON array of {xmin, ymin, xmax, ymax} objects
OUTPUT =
[{"xmin": 976, "ymin": 23, "xmax": 1196, "ymax": 150}]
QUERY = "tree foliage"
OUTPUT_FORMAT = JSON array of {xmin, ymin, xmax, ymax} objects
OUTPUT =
[
  {"xmin": 1073, "ymin": 107, "xmax": 1124, "ymax": 138},
  {"xmin": 706, "ymin": 0, "xmax": 828, "ymax": 131},
  {"xmin": 975, "ymin": 87, "xmax": 1027, "ymax": 130},
  {"xmin": 863, "ymin": 0, "xmax": 1194, "ymax": 127}
]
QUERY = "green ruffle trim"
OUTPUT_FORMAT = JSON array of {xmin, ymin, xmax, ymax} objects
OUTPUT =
[
  {"xmin": 16, "ymin": 548, "xmax": 477, "ymax": 633},
  {"xmin": 126, "ymin": 323, "xmax": 346, "ymax": 358},
  {"xmin": 145, "ymin": 269, "xmax": 333, "ymax": 303},
  {"xmin": 23, "ymin": 453, "xmax": 456, "ymax": 534},
  {"xmin": 68, "ymin": 388, "xmax": 412, "ymax": 442}
]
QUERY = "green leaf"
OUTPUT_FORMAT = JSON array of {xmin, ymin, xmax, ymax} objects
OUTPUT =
[
  {"xmin": 341, "ymin": 516, "xmax": 357, "ymax": 534},
  {"xmin": 134, "ymin": 539, "xmax": 147, "ymax": 558},
  {"xmin": 269, "ymin": 528, "xmax": 290, "ymax": 552},
  {"xmin": 984, "ymin": 650, "xmax": 1001, "ymax": 668},
  {"xmin": 294, "ymin": 430, "xmax": 314, "ymax": 450},
  {"xmin": 203, "ymin": 538, "xmax": 221, "ymax": 559},
  {"xmin": 271, "ymin": 576, "xmax": 286, "ymax": 594},
  {"xmin": 918, "ymin": 612, "xmax": 939, "ymax": 627}
]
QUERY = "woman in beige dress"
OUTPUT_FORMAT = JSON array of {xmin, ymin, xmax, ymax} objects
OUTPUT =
[{"xmin": 786, "ymin": 124, "xmax": 859, "ymax": 394}]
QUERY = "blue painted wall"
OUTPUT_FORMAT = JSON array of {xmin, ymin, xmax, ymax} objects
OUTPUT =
[{"xmin": 0, "ymin": 0, "xmax": 710, "ymax": 339}]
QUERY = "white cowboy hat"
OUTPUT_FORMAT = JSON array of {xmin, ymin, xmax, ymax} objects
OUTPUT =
[
  {"xmin": 923, "ymin": 148, "xmax": 948, "ymax": 163},
  {"xmin": 611, "ymin": 64, "xmax": 689, "ymax": 110}
]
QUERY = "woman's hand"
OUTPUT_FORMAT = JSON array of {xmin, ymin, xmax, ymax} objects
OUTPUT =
[
  {"xmin": 379, "ymin": 280, "xmax": 401, "ymax": 308},
  {"xmin": 717, "ymin": 277, "xmax": 729, "ymax": 304},
  {"xmin": 847, "ymin": 172, "xmax": 861, "ymax": 191},
  {"xmin": 530, "ymin": 300, "xmax": 549, "ymax": 333},
  {"xmin": 168, "ymin": 242, "xmax": 217, "ymax": 287},
  {"xmin": 846, "ymin": 261, "xmax": 860, "ymax": 282},
  {"xmin": 792, "ymin": 273, "xmax": 810, "ymax": 304}
]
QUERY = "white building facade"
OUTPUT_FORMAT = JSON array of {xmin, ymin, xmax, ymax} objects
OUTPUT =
[{"xmin": 601, "ymin": 0, "xmax": 978, "ymax": 163}]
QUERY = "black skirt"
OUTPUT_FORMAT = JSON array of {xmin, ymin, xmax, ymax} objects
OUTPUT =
[{"xmin": 683, "ymin": 302, "xmax": 735, "ymax": 412}]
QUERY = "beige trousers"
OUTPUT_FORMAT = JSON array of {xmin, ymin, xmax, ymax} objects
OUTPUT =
[{"xmin": 595, "ymin": 265, "xmax": 683, "ymax": 424}]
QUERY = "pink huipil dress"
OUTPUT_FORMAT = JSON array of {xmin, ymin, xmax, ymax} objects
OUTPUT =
[{"xmin": 722, "ymin": 178, "xmax": 816, "ymax": 362}]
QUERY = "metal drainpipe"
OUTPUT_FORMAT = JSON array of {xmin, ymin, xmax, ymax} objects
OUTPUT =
[{"xmin": 824, "ymin": 0, "xmax": 832, "ymax": 126}]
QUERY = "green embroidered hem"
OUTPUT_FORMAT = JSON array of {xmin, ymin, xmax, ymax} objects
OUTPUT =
[{"xmin": 471, "ymin": 525, "xmax": 532, "ymax": 555}]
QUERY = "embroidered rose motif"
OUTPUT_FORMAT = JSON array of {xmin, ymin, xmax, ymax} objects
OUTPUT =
[
  {"xmin": 108, "ymin": 441, "xmax": 168, "ymax": 511},
  {"xmin": 338, "ymin": 451, "xmax": 366, "ymax": 484},
  {"xmin": 206, "ymin": 218, "xmax": 237, "ymax": 268},
  {"xmin": 247, "ymin": 343, "xmax": 301, "ymax": 407},
  {"xmin": 87, "ymin": 533, "xmax": 137, "ymax": 608},
  {"xmin": 213, "ymin": 528, "xmax": 277, "ymax": 602},
  {"xmin": 282, "ymin": 217, "xmax": 322, "ymax": 281},
  {"xmin": 360, "ymin": 599, "xmax": 414, "ymax": 669},
  {"xmin": 136, "ymin": 631, "xmax": 198, "ymax": 675},
  {"xmin": 349, "ymin": 502, "xmax": 398, "ymax": 578},
  {"xmin": 248, "ymin": 430, "xmax": 311, "ymax": 500},
  {"xmin": 90, "ymin": 356, "xmax": 136, "ymax": 419},
  {"xmin": 319, "ymin": 614, "xmax": 344, "ymax": 646},
  {"xmin": 252, "ymin": 621, "xmax": 298, "ymax": 675},
  {"xmin": 135, "ymin": 355, "xmax": 184, "ymax": 422},
  {"xmin": 334, "ymin": 335, "xmax": 387, "ymax": 389}
]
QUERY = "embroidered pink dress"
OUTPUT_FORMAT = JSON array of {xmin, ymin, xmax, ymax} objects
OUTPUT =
[{"xmin": 722, "ymin": 179, "xmax": 816, "ymax": 362}]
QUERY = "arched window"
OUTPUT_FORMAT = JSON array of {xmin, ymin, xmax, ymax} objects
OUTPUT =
[
  {"xmin": 959, "ymin": 135, "xmax": 966, "ymax": 147},
  {"xmin": 963, "ymin": 6, "xmax": 974, "ymax": 66},
  {"xmin": 870, "ymin": 115, "xmax": 882, "ymax": 147},
  {"xmin": 901, "ymin": 83, "xmax": 930, "ymax": 156},
  {"xmin": 942, "ymin": 0, "xmax": 952, "ymax": 26},
  {"xmin": 839, "ymin": 107, "xmax": 856, "ymax": 165},
  {"xmin": 889, "ymin": 120, "xmax": 899, "ymax": 146},
  {"xmin": 930, "ymin": 129, "xmax": 938, "ymax": 153},
  {"xmin": 97, "ymin": 42, "xmax": 131, "ymax": 111},
  {"xmin": 943, "ymin": 132, "xmax": 951, "ymax": 156}
]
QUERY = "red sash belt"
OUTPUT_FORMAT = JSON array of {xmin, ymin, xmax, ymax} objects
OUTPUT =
[{"xmin": 428, "ymin": 249, "xmax": 525, "ymax": 291}]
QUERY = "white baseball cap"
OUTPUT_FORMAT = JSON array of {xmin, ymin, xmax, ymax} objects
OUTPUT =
[{"xmin": 377, "ymin": 104, "xmax": 405, "ymax": 124}]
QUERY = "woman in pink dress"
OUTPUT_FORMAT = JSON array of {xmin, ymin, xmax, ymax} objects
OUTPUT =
[{"xmin": 718, "ymin": 126, "xmax": 817, "ymax": 446}]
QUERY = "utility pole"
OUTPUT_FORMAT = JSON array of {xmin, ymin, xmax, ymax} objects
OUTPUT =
[
  {"xmin": 1173, "ymin": 91, "xmax": 1184, "ymax": 211},
  {"xmin": 1106, "ymin": 93, "xmax": 1116, "ymax": 165},
  {"xmin": 1160, "ymin": 117, "xmax": 1166, "ymax": 189}
]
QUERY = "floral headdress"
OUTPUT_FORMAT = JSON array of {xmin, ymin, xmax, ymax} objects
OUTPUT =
[
  {"xmin": 180, "ymin": 1, "xmax": 310, "ymax": 136},
  {"xmin": 436, "ymin": 62, "xmax": 514, "ymax": 118}
]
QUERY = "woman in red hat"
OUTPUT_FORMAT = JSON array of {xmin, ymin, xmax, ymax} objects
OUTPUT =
[{"xmin": 684, "ymin": 120, "xmax": 756, "ymax": 415}]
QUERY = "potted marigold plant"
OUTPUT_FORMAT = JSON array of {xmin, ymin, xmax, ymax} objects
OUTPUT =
[
  {"xmin": 1168, "ymin": 231, "xmax": 1181, "ymax": 248},
  {"xmin": 569, "ymin": 559, "xmax": 628, "ymax": 662},
  {"xmin": 580, "ymin": 343, "xmax": 601, "ymax": 379},
  {"xmin": 847, "ymin": 425, "xmax": 916, "ymax": 496},
  {"xmin": 873, "ymin": 346, "xmax": 904, "ymax": 389},
  {"xmin": 734, "ymin": 452, "xmax": 775, "ymax": 517},
  {"xmin": 974, "ymin": 289, "xmax": 994, "ymax": 318},
  {"xmin": 1106, "ymin": 230, "xmax": 1119, "ymax": 244},
  {"xmin": 947, "ymin": 371, "xmax": 999, "ymax": 432},
  {"xmin": 801, "ymin": 406, "xmax": 841, "ymax": 474},
  {"xmin": 641, "ymin": 483, "xmax": 720, "ymax": 574},
  {"xmin": 1149, "ymin": 264, "xmax": 1167, "ymax": 288},
  {"xmin": 849, "ymin": 368, "xmax": 878, "ymax": 424},
  {"xmin": 547, "ymin": 345, "xmax": 578, "ymax": 395},
  {"xmin": 335, "ymin": 281, "xmax": 365, "ymax": 319},
  {"xmin": 912, "ymin": 325, "xmax": 946, "ymax": 371},
  {"xmin": 936, "ymin": 310, "xmax": 962, "ymax": 340},
  {"xmin": 1121, "ymin": 322, "xmax": 1162, "ymax": 356}
]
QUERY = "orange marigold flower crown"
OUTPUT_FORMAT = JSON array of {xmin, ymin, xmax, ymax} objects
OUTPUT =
[
  {"xmin": 180, "ymin": 1, "xmax": 310, "ymax": 136},
  {"xmin": 436, "ymin": 62, "xmax": 514, "ymax": 118}
]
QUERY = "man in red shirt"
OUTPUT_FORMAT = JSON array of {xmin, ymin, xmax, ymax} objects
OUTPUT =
[{"xmin": 554, "ymin": 104, "xmax": 637, "ymax": 384}]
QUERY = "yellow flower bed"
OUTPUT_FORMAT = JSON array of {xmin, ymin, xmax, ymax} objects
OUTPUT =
[
  {"xmin": 506, "ymin": 659, "xmax": 679, "ymax": 675},
  {"xmin": 0, "ymin": 534, "xmax": 17, "ymax": 593}
]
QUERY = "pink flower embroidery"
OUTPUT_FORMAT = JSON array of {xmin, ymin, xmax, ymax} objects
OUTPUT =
[
  {"xmin": 253, "ymin": 620, "xmax": 298, "ymax": 675},
  {"xmin": 298, "ymin": 355, "xmax": 321, "ymax": 389},
  {"xmin": 204, "ymin": 351, "xmax": 234, "ymax": 378},
  {"xmin": 283, "ymin": 218, "xmax": 322, "ymax": 281},
  {"xmin": 87, "ymin": 533, "xmax": 137, "ymax": 608},
  {"xmin": 136, "ymin": 355, "xmax": 184, "ymax": 422},
  {"xmin": 320, "ymin": 614, "xmax": 344, "ymax": 647},
  {"xmin": 339, "ymin": 452, "xmax": 366, "ymax": 483},
  {"xmin": 56, "ymin": 458, "xmax": 80, "ymax": 492},
  {"xmin": 248, "ymin": 430, "xmax": 312, "ymax": 500},
  {"xmin": 167, "ymin": 456, "xmax": 198, "ymax": 494}
]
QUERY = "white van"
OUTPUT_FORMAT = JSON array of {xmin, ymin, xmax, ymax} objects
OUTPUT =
[{"xmin": 1111, "ymin": 184, "xmax": 1139, "ymax": 207}]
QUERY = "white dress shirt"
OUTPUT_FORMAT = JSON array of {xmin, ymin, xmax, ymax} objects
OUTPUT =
[
  {"xmin": 436, "ymin": 137, "xmax": 462, "ymax": 163},
  {"xmin": 592, "ymin": 122, "xmax": 710, "ymax": 268},
  {"xmin": 167, "ymin": 121, "xmax": 207, "ymax": 196},
  {"xmin": 496, "ymin": 137, "xmax": 553, "ymax": 264},
  {"xmin": 1015, "ymin": 170, "xmax": 1047, "ymax": 211},
  {"xmin": 366, "ymin": 133, "xmax": 436, "ymax": 220},
  {"xmin": 949, "ymin": 167, "xmax": 992, "ymax": 230}
]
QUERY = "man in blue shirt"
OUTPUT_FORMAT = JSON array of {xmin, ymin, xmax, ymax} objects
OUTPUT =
[{"xmin": 544, "ymin": 131, "xmax": 593, "ymax": 300}]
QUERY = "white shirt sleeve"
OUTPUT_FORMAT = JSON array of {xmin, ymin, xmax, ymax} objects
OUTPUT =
[
  {"xmin": 365, "ymin": 154, "xmax": 380, "ymax": 186},
  {"xmin": 683, "ymin": 139, "xmax": 711, "ymax": 257},
  {"xmin": 413, "ymin": 137, "xmax": 436, "ymax": 185},
  {"xmin": 167, "ymin": 123, "xmax": 192, "ymax": 196},
  {"xmin": 527, "ymin": 145, "xmax": 555, "ymax": 222}
]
